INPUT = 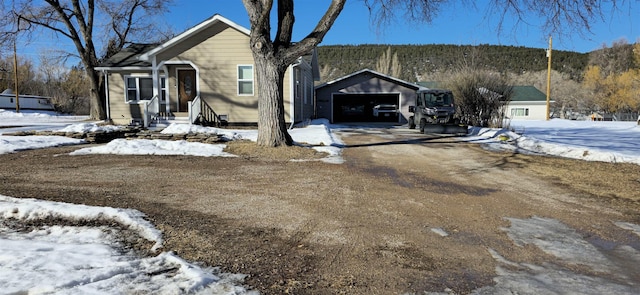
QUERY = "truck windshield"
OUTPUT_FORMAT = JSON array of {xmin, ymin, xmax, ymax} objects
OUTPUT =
[{"xmin": 423, "ymin": 92, "xmax": 453, "ymax": 107}]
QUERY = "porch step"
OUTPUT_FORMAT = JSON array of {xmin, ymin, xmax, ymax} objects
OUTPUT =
[{"xmin": 149, "ymin": 116, "xmax": 190, "ymax": 130}]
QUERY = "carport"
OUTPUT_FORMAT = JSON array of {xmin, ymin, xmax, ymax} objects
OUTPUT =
[{"xmin": 315, "ymin": 69, "xmax": 422, "ymax": 123}]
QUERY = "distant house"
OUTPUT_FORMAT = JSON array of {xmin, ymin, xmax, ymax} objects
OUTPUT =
[
  {"xmin": 416, "ymin": 83, "xmax": 552, "ymax": 120},
  {"xmin": 96, "ymin": 14, "xmax": 319, "ymax": 127},
  {"xmin": 0, "ymin": 89, "xmax": 55, "ymax": 111},
  {"xmin": 315, "ymin": 69, "xmax": 423, "ymax": 123},
  {"xmin": 505, "ymin": 86, "xmax": 552, "ymax": 120}
]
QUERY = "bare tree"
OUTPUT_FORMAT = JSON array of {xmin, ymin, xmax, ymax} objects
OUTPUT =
[
  {"xmin": 59, "ymin": 66, "xmax": 91, "ymax": 114},
  {"xmin": 243, "ymin": 0, "xmax": 621, "ymax": 147},
  {"xmin": 0, "ymin": 54, "xmax": 39, "ymax": 94},
  {"xmin": 376, "ymin": 46, "xmax": 402, "ymax": 78},
  {"xmin": 0, "ymin": 0, "xmax": 172, "ymax": 120},
  {"xmin": 512, "ymin": 70, "xmax": 592, "ymax": 118},
  {"xmin": 588, "ymin": 38, "xmax": 635, "ymax": 75},
  {"xmin": 447, "ymin": 68, "xmax": 513, "ymax": 127}
]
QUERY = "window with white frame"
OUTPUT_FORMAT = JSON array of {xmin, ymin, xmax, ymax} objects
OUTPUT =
[
  {"xmin": 125, "ymin": 76, "xmax": 166, "ymax": 102},
  {"xmin": 238, "ymin": 65, "xmax": 254, "ymax": 95},
  {"xmin": 511, "ymin": 108, "xmax": 529, "ymax": 117}
]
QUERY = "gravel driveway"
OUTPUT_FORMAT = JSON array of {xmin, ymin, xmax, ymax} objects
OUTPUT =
[{"xmin": 1, "ymin": 127, "xmax": 639, "ymax": 294}]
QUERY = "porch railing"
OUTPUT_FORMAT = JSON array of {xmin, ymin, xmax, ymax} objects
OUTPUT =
[
  {"xmin": 189, "ymin": 96, "xmax": 202, "ymax": 124},
  {"xmin": 189, "ymin": 95, "xmax": 225, "ymax": 127},
  {"xmin": 143, "ymin": 95, "xmax": 159, "ymax": 127}
]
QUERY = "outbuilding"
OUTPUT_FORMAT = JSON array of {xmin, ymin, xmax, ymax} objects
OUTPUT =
[{"xmin": 315, "ymin": 69, "xmax": 422, "ymax": 123}]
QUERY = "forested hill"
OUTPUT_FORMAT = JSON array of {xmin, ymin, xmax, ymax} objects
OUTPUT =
[{"xmin": 316, "ymin": 44, "xmax": 588, "ymax": 83}]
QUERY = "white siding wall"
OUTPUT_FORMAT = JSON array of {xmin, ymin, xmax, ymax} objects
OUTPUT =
[{"xmin": 506, "ymin": 102, "xmax": 548, "ymax": 120}]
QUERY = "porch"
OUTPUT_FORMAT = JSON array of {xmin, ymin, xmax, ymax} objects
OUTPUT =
[{"xmin": 142, "ymin": 95, "xmax": 228, "ymax": 128}]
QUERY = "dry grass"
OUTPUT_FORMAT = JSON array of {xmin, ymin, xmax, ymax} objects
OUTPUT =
[
  {"xmin": 470, "ymin": 145, "xmax": 640, "ymax": 203},
  {"xmin": 224, "ymin": 140, "xmax": 328, "ymax": 162}
]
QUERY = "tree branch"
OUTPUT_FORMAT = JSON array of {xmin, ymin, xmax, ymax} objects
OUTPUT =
[
  {"xmin": 283, "ymin": 0, "xmax": 346, "ymax": 64},
  {"xmin": 274, "ymin": 0, "xmax": 294, "ymax": 47}
]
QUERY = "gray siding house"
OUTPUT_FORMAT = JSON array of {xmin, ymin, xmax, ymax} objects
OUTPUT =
[{"xmin": 315, "ymin": 69, "xmax": 423, "ymax": 123}]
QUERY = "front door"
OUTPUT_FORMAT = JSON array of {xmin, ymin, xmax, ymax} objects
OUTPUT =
[{"xmin": 177, "ymin": 69, "xmax": 196, "ymax": 112}]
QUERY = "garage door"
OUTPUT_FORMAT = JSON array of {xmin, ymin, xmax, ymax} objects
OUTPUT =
[{"xmin": 332, "ymin": 93, "xmax": 399, "ymax": 122}]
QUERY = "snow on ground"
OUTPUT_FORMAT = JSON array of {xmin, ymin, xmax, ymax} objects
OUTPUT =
[
  {"xmin": 0, "ymin": 195, "xmax": 256, "ymax": 295},
  {"xmin": 465, "ymin": 119, "xmax": 640, "ymax": 165},
  {"xmin": 0, "ymin": 109, "xmax": 91, "ymax": 133},
  {"xmin": 471, "ymin": 216, "xmax": 640, "ymax": 295},
  {"xmin": 0, "ymin": 135, "xmax": 85, "ymax": 154},
  {"xmin": 2, "ymin": 111, "xmax": 640, "ymax": 293},
  {"xmin": 0, "ymin": 110, "xmax": 344, "ymax": 163},
  {"xmin": 58, "ymin": 122, "xmax": 127, "ymax": 133},
  {"xmin": 157, "ymin": 119, "xmax": 345, "ymax": 164},
  {"xmin": 70, "ymin": 138, "xmax": 238, "ymax": 158},
  {"xmin": 67, "ymin": 119, "xmax": 344, "ymax": 163},
  {"xmin": 2, "ymin": 109, "xmax": 637, "ymax": 165}
]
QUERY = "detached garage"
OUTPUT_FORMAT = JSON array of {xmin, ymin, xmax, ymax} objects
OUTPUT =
[{"xmin": 315, "ymin": 69, "xmax": 422, "ymax": 123}]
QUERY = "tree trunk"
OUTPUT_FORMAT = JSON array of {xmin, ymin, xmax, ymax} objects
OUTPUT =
[
  {"xmin": 242, "ymin": 0, "xmax": 345, "ymax": 147},
  {"xmin": 85, "ymin": 66, "xmax": 106, "ymax": 120},
  {"xmin": 254, "ymin": 54, "xmax": 293, "ymax": 147}
]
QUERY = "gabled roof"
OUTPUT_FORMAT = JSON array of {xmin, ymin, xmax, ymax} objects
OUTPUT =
[
  {"xmin": 97, "ymin": 14, "xmax": 319, "ymax": 73},
  {"xmin": 96, "ymin": 43, "xmax": 158, "ymax": 69},
  {"xmin": 416, "ymin": 81, "xmax": 444, "ymax": 89},
  {"xmin": 511, "ymin": 86, "xmax": 548, "ymax": 102},
  {"xmin": 304, "ymin": 49, "xmax": 321, "ymax": 81},
  {"xmin": 138, "ymin": 14, "xmax": 250, "ymax": 61},
  {"xmin": 316, "ymin": 69, "xmax": 424, "ymax": 90}
]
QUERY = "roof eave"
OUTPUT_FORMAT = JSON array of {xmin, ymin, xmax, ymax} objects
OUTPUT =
[
  {"xmin": 95, "ymin": 66, "xmax": 152, "ymax": 71},
  {"xmin": 315, "ymin": 68, "xmax": 421, "ymax": 90}
]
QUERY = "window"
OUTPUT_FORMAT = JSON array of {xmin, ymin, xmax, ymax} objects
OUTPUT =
[
  {"xmin": 511, "ymin": 108, "xmax": 530, "ymax": 117},
  {"xmin": 238, "ymin": 65, "xmax": 254, "ymax": 95},
  {"xmin": 160, "ymin": 78, "xmax": 167, "ymax": 102},
  {"xmin": 126, "ymin": 76, "xmax": 166, "ymax": 102}
]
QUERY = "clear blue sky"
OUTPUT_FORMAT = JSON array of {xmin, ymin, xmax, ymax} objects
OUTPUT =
[
  {"xmin": 169, "ymin": 0, "xmax": 638, "ymax": 53},
  {"xmin": 8, "ymin": 0, "xmax": 637, "ymax": 62}
]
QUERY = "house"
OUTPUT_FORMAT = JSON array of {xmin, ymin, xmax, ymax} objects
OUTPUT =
[
  {"xmin": 315, "ymin": 69, "xmax": 423, "ymax": 123},
  {"xmin": 96, "ymin": 14, "xmax": 319, "ymax": 127},
  {"xmin": 0, "ymin": 89, "xmax": 55, "ymax": 111},
  {"xmin": 416, "ymin": 83, "xmax": 552, "ymax": 120},
  {"xmin": 505, "ymin": 86, "xmax": 552, "ymax": 120}
]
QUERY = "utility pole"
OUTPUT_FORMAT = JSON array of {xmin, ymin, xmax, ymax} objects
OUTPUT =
[
  {"xmin": 545, "ymin": 36, "xmax": 552, "ymax": 121},
  {"xmin": 13, "ymin": 37, "xmax": 19, "ymax": 113},
  {"xmin": 11, "ymin": 9, "xmax": 21, "ymax": 113}
]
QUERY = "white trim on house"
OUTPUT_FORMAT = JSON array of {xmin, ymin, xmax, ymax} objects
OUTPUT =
[
  {"xmin": 315, "ymin": 68, "xmax": 425, "ymax": 91},
  {"xmin": 162, "ymin": 60, "xmax": 200, "ymax": 114},
  {"xmin": 94, "ymin": 66, "xmax": 151, "ymax": 71},
  {"xmin": 237, "ymin": 64, "xmax": 255, "ymax": 96},
  {"xmin": 103, "ymin": 70, "xmax": 110, "ymax": 120},
  {"xmin": 288, "ymin": 64, "xmax": 296, "ymax": 124},
  {"xmin": 175, "ymin": 67, "xmax": 200, "ymax": 113},
  {"xmin": 123, "ymin": 74, "xmax": 167, "ymax": 104}
]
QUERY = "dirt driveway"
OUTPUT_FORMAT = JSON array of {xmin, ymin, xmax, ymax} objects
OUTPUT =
[{"xmin": 1, "ymin": 126, "xmax": 639, "ymax": 294}]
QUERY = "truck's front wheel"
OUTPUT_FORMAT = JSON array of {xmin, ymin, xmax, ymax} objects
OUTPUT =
[
  {"xmin": 419, "ymin": 119, "xmax": 427, "ymax": 133},
  {"xmin": 408, "ymin": 116, "xmax": 416, "ymax": 129}
]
